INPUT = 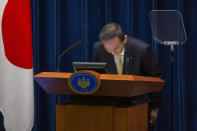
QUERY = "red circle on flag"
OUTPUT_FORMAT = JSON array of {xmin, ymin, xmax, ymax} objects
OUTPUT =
[{"xmin": 2, "ymin": 0, "xmax": 33, "ymax": 69}]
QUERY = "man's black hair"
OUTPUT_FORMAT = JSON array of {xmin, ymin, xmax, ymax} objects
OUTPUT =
[{"xmin": 99, "ymin": 23, "xmax": 125, "ymax": 42}]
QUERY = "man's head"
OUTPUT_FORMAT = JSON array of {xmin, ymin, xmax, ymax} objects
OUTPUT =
[{"xmin": 99, "ymin": 23, "xmax": 127, "ymax": 56}]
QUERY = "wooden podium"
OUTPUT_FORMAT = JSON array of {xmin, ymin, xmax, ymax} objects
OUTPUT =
[{"xmin": 34, "ymin": 71, "xmax": 164, "ymax": 131}]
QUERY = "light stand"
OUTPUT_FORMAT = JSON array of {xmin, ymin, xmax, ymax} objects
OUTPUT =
[
  {"xmin": 149, "ymin": 10, "xmax": 187, "ymax": 131},
  {"xmin": 164, "ymin": 42, "xmax": 179, "ymax": 131}
]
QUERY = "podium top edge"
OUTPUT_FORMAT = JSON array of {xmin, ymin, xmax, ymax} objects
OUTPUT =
[
  {"xmin": 34, "ymin": 72, "xmax": 73, "ymax": 78},
  {"xmin": 34, "ymin": 72, "xmax": 165, "ymax": 83},
  {"xmin": 100, "ymin": 74, "xmax": 164, "ymax": 83}
]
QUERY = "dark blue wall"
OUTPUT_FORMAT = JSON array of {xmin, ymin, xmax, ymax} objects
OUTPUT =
[{"xmin": 30, "ymin": 0, "xmax": 197, "ymax": 131}]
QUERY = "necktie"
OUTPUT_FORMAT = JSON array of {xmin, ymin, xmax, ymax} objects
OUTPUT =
[{"xmin": 116, "ymin": 55, "xmax": 122, "ymax": 75}]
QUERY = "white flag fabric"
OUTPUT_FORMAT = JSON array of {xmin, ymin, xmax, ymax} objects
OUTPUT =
[{"xmin": 0, "ymin": 0, "xmax": 34, "ymax": 130}]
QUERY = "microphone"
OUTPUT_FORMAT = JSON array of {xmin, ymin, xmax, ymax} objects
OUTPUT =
[{"xmin": 56, "ymin": 40, "xmax": 83, "ymax": 72}]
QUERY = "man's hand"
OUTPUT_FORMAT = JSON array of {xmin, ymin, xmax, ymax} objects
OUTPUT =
[{"xmin": 150, "ymin": 109, "xmax": 159, "ymax": 124}]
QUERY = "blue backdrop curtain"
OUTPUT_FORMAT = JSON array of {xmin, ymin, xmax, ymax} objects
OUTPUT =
[{"xmin": 30, "ymin": 0, "xmax": 197, "ymax": 131}]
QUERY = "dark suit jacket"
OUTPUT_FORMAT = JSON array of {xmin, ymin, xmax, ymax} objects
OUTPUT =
[
  {"xmin": 93, "ymin": 37, "xmax": 162, "ymax": 76},
  {"xmin": 0, "ymin": 112, "xmax": 5, "ymax": 131},
  {"xmin": 93, "ymin": 37, "xmax": 162, "ymax": 108}
]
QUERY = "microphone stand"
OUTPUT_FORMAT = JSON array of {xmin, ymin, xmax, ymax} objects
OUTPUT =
[{"xmin": 56, "ymin": 40, "xmax": 82, "ymax": 72}]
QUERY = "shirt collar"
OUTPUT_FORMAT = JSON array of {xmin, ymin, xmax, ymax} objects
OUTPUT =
[{"xmin": 121, "ymin": 48, "xmax": 125, "ymax": 56}]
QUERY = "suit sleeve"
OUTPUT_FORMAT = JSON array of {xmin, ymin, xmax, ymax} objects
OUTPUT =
[
  {"xmin": 142, "ymin": 45, "xmax": 162, "ymax": 77},
  {"xmin": 93, "ymin": 42, "xmax": 100, "ymax": 62},
  {"xmin": 142, "ymin": 45, "xmax": 163, "ymax": 109}
]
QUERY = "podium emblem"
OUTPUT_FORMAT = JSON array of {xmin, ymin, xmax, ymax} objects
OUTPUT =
[
  {"xmin": 77, "ymin": 76, "xmax": 90, "ymax": 89},
  {"xmin": 68, "ymin": 71, "xmax": 101, "ymax": 95}
]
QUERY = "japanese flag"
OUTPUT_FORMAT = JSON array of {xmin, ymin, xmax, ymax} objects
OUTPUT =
[{"xmin": 0, "ymin": 0, "xmax": 34, "ymax": 130}]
